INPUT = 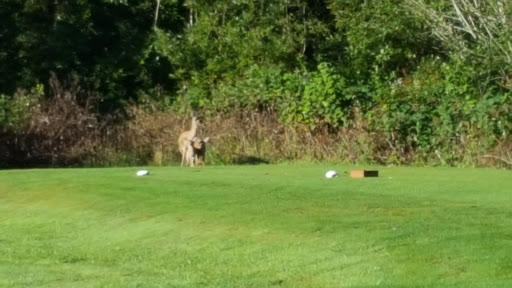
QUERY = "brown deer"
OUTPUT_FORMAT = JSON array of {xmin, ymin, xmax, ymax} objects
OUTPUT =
[
  {"xmin": 193, "ymin": 137, "xmax": 209, "ymax": 166},
  {"xmin": 178, "ymin": 114, "xmax": 200, "ymax": 167},
  {"xmin": 184, "ymin": 137, "xmax": 209, "ymax": 167}
]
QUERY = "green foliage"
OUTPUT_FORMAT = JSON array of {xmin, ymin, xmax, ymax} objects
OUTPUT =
[
  {"xmin": 182, "ymin": 62, "xmax": 352, "ymax": 130},
  {"xmin": 286, "ymin": 63, "xmax": 349, "ymax": 128},
  {"xmin": 208, "ymin": 65, "xmax": 286, "ymax": 111},
  {"xmin": 329, "ymin": 0, "xmax": 439, "ymax": 80},
  {"xmin": 0, "ymin": 0, "xmax": 184, "ymax": 111},
  {"xmin": 0, "ymin": 85, "xmax": 43, "ymax": 132},
  {"xmin": 1, "ymin": 0, "xmax": 512, "ymax": 167},
  {"xmin": 368, "ymin": 56, "xmax": 512, "ymax": 164},
  {"xmin": 406, "ymin": 0, "xmax": 512, "ymax": 70}
]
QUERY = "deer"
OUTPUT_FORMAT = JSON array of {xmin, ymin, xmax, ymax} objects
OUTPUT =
[
  {"xmin": 192, "ymin": 137, "xmax": 209, "ymax": 166},
  {"xmin": 184, "ymin": 137, "xmax": 210, "ymax": 167},
  {"xmin": 178, "ymin": 114, "xmax": 200, "ymax": 167}
]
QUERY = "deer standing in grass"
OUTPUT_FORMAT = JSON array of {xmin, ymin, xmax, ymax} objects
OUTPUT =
[
  {"xmin": 184, "ymin": 137, "xmax": 209, "ymax": 167},
  {"xmin": 178, "ymin": 114, "xmax": 200, "ymax": 167}
]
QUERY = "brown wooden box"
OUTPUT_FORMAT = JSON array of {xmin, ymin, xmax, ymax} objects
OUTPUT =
[{"xmin": 350, "ymin": 170, "xmax": 379, "ymax": 178}]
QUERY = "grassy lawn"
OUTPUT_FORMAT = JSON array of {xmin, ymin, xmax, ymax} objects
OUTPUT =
[{"xmin": 0, "ymin": 165, "xmax": 511, "ymax": 287}]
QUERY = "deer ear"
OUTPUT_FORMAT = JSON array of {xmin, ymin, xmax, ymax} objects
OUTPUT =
[
  {"xmin": 192, "ymin": 136, "xmax": 198, "ymax": 141},
  {"xmin": 203, "ymin": 137, "xmax": 209, "ymax": 143}
]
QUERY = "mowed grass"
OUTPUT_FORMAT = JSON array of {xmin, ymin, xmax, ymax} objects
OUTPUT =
[{"xmin": 0, "ymin": 165, "xmax": 511, "ymax": 288}]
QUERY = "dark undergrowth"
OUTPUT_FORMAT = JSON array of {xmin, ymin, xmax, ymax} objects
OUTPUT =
[{"xmin": 1, "ymin": 86, "xmax": 510, "ymax": 169}]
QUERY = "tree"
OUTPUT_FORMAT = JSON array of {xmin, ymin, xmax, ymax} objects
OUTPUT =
[{"xmin": 0, "ymin": 0, "xmax": 186, "ymax": 111}]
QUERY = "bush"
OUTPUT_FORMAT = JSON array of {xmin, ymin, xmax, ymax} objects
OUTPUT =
[{"xmin": 0, "ymin": 76, "xmax": 104, "ymax": 167}]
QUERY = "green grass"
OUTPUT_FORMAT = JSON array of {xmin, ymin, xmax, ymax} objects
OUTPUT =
[{"xmin": 0, "ymin": 165, "xmax": 511, "ymax": 287}]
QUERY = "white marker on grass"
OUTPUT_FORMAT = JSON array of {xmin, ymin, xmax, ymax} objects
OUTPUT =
[
  {"xmin": 136, "ymin": 170, "xmax": 149, "ymax": 176},
  {"xmin": 325, "ymin": 170, "xmax": 339, "ymax": 179}
]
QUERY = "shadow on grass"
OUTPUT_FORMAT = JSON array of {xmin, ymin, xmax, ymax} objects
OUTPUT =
[{"xmin": 232, "ymin": 155, "xmax": 270, "ymax": 165}]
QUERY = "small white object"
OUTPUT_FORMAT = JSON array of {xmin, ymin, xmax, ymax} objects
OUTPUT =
[
  {"xmin": 136, "ymin": 170, "xmax": 149, "ymax": 176},
  {"xmin": 325, "ymin": 170, "xmax": 339, "ymax": 179}
]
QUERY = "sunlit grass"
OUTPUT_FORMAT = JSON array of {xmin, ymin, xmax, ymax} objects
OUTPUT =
[{"xmin": 0, "ymin": 165, "xmax": 511, "ymax": 287}]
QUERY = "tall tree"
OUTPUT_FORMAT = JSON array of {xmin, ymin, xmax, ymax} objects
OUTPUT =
[{"xmin": 0, "ymin": 0, "xmax": 186, "ymax": 111}]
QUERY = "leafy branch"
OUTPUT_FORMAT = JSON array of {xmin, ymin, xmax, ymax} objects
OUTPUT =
[{"xmin": 405, "ymin": 0, "xmax": 512, "ymax": 65}]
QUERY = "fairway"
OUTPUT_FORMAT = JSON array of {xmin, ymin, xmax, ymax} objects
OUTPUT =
[{"xmin": 0, "ymin": 165, "xmax": 511, "ymax": 287}]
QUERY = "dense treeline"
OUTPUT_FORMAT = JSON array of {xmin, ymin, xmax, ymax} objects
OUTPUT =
[{"xmin": 1, "ymin": 0, "xmax": 511, "ymax": 167}]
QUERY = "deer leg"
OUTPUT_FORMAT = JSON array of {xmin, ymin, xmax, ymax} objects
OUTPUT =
[
  {"xmin": 189, "ymin": 150, "xmax": 195, "ymax": 167},
  {"xmin": 180, "ymin": 147, "xmax": 186, "ymax": 167}
]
